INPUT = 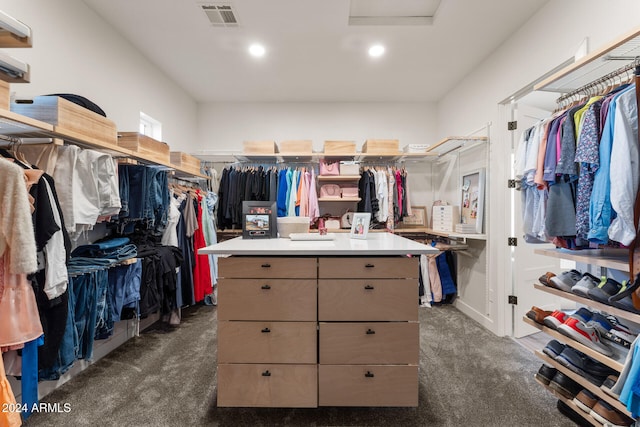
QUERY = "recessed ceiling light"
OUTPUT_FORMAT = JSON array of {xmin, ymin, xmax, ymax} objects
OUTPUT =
[
  {"xmin": 249, "ymin": 43, "xmax": 266, "ymax": 58},
  {"xmin": 368, "ymin": 44, "xmax": 385, "ymax": 58}
]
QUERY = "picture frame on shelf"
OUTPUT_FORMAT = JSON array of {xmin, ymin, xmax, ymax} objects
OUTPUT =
[
  {"xmin": 350, "ymin": 212, "xmax": 371, "ymax": 240},
  {"xmin": 460, "ymin": 168, "xmax": 485, "ymax": 234},
  {"xmin": 242, "ymin": 201, "xmax": 277, "ymax": 239},
  {"xmin": 402, "ymin": 206, "xmax": 427, "ymax": 227}
]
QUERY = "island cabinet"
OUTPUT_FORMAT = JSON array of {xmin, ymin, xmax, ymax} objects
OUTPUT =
[{"xmin": 199, "ymin": 233, "xmax": 436, "ymax": 408}]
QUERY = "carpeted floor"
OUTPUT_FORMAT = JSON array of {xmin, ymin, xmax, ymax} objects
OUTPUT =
[{"xmin": 23, "ymin": 305, "xmax": 575, "ymax": 427}]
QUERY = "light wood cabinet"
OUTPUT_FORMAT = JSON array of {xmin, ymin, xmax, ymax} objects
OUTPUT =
[{"xmin": 216, "ymin": 255, "xmax": 419, "ymax": 407}]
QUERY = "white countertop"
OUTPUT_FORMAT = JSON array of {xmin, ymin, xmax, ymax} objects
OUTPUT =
[{"xmin": 199, "ymin": 232, "xmax": 439, "ymax": 256}]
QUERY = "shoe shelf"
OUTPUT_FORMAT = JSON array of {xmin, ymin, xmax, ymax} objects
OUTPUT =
[
  {"xmin": 533, "ymin": 248, "xmax": 629, "ymax": 272},
  {"xmin": 535, "ymin": 350, "xmax": 632, "ymax": 417},
  {"xmin": 533, "ymin": 284, "xmax": 640, "ymax": 324},
  {"xmin": 522, "ymin": 317, "xmax": 626, "ymax": 372},
  {"xmin": 534, "ymin": 377, "xmax": 603, "ymax": 427}
]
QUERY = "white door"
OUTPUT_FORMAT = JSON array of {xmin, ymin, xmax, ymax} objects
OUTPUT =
[{"xmin": 508, "ymin": 102, "xmax": 563, "ymax": 338}]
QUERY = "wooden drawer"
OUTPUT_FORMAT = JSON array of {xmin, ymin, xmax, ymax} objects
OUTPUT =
[
  {"xmin": 319, "ymin": 322, "xmax": 418, "ymax": 364},
  {"xmin": 218, "ymin": 321, "xmax": 317, "ymax": 364},
  {"xmin": 219, "ymin": 257, "xmax": 316, "ymax": 279},
  {"xmin": 319, "ymin": 365, "xmax": 417, "ymax": 407},
  {"xmin": 318, "ymin": 279, "xmax": 417, "ymax": 321},
  {"xmin": 218, "ymin": 279, "xmax": 316, "ymax": 321},
  {"xmin": 218, "ymin": 364, "xmax": 317, "ymax": 407},
  {"xmin": 318, "ymin": 257, "xmax": 418, "ymax": 279}
]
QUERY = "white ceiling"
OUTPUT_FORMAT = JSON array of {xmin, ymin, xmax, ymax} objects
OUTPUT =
[{"xmin": 81, "ymin": 0, "xmax": 549, "ymax": 103}]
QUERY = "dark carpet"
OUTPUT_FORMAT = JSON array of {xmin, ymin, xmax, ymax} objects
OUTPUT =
[{"xmin": 23, "ymin": 305, "xmax": 575, "ymax": 427}]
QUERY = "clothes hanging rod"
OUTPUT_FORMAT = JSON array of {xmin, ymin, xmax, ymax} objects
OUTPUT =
[{"xmin": 556, "ymin": 56, "xmax": 640, "ymax": 104}]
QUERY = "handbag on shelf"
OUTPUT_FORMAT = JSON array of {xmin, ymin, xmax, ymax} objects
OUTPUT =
[
  {"xmin": 341, "ymin": 185, "xmax": 359, "ymax": 198},
  {"xmin": 319, "ymin": 159, "xmax": 340, "ymax": 176},
  {"xmin": 341, "ymin": 211, "xmax": 353, "ymax": 229},
  {"xmin": 320, "ymin": 184, "xmax": 341, "ymax": 198}
]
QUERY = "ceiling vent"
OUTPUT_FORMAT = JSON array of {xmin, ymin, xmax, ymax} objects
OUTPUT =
[{"xmin": 200, "ymin": 3, "xmax": 239, "ymax": 27}]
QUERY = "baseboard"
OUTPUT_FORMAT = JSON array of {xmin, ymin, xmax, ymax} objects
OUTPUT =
[{"xmin": 453, "ymin": 298, "xmax": 499, "ymax": 336}]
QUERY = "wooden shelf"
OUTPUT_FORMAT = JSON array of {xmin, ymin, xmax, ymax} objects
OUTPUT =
[
  {"xmin": 534, "ymin": 377, "xmax": 603, "ymax": 427},
  {"xmin": 317, "ymin": 175, "xmax": 361, "ymax": 181},
  {"xmin": 534, "ymin": 26, "xmax": 640, "ymax": 93},
  {"xmin": 0, "ymin": 29, "xmax": 31, "ymax": 48},
  {"xmin": 522, "ymin": 317, "xmax": 626, "ymax": 371},
  {"xmin": 318, "ymin": 197, "xmax": 361, "ymax": 202},
  {"xmin": 535, "ymin": 350, "xmax": 632, "ymax": 417},
  {"xmin": 533, "ymin": 284, "xmax": 640, "ymax": 324},
  {"xmin": 533, "ymin": 248, "xmax": 629, "ymax": 272}
]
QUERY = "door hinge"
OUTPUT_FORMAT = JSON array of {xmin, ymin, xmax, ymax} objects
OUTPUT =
[
  {"xmin": 507, "ymin": 179, "xmax": 517, "ymax": 188},
  {"xmin": 508, "ymin": 237, "xmax": 517, "ymax": 246},
  {"xmin": 507, "ymin": 121, "xmax": 517, "ymax": 131},
  {"xmin": 508, "ymin": 295, "xmax": 518, "ymax": 305}
]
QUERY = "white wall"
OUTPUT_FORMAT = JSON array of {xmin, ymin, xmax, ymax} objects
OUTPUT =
[
  {"xmin": 435, "ymin": 0, "xmax": 640, "ymax": 335},
  {"xmin": 195, "ymin": 102, "xmax": 436, "ymax": 154},
  {"xmin": 0, "ymin": 0, "xmax": 197, "ymax": 151}
]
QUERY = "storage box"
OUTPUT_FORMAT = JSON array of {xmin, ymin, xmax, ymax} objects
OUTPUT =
[
  {"xmin": 431, "ymin": 205, "xmax": 459, "ymax": 232},
  {"xmin": 11, "ymin": 96, "xmax": 117, "ymax": 146},
  {"xmin": 243, "ymin": 140, "xmax": 278, "ymax": 155},
  {"xmin": 403, "ymin": 144, "xmax": 430, "ymax": 153},
  {"xmin": 170, "ymin": 151, "xmax": 201, "ymax": 175},
  {"xmin": 362, "ymin": 139, "xmax": 399, "ymax": 154},
  {"xmin": 339, "ymin": 161, "xmax": 360, "ymax": 176},
  {"xmin": 0, "ymin": 80, "xmax": 9, "ymax": 110},
  {"xmin": 278, "ymin": 140, "xmax": 313, "ymax": 154},
  {"xmin": 277, "ymin": 216, "xmax": 310, "ymax": 238},
  {"xmin": 118, "ymin": 132, "xmax": 170, "ymax": 164},
  {"xmin": 324, "ymin": 140, "xmax": 356, "ymax": 155}
]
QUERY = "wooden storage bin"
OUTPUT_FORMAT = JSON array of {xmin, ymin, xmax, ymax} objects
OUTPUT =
[
  {"xmin": 324, "ymin": 140, "xmax": 356, "ymax": 155},
  {"xmin": 243, "ymin": 140, "xmax": 278, "ymax": 155},
  {"xmin": 279, "ymin": 140, "xmax": 313, "ymax": 154},
  {"xmin": 0, "ymin": 80, "xmax": 9, "ymax": 110},
  {"xmin": 11, "ymin": 96, "xmax": 117, "ymax": 146},
  {"xmin": 118, "ymin": 132, "xmax": 170, "ymax": 164},
  {"xmin": 362, "ymin": 139, "xmax": 400, "ymax": 154},
  {"xmin": 170, "ymin": 151, "xmax": 201, "ymax": 175}
]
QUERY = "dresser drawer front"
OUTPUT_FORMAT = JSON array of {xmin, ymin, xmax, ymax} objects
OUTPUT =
[
  {"xmin": 318, "ymin": 279, "xmax": 417, "ymax": 321},
  {"xmin": 319, "ymin": 322, "xmax": 418, "ymax": 364},
  {"xmin": 318, "ymin": 257, "xmax": 418, "ymax": 279},
  {"xmin": 218, "ymin": 364, "xmax": 318, "ymax": 407},
  {"xmin": 319, "ymin": 365, "xmax": 418, "ymax": 407},
  {"xmin": 219, "ymin": 257, "xmax": 317, "ymax": 278},
  {"xmin": 218, "ymin": 279, "xmax": 317, "ymax": 321},
  {"xmin": 218, "ymin": 321, "xmax": 317, "ymax": 364}
]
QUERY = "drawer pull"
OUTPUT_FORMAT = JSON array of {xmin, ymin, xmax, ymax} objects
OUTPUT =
[
  {"xmin": 365, "ymin": 263, "xmax": 375, "ymax": 268},
  {"xmin": 261, "ymin": 327, "xmax": 271, "ymax": 333},
  {"xmin": 262, "ymin": 370, "xmax": 271, "ymax": 377},
  {"xmin": 365, "ymin": 371, "xmax": 375, "ymax": 378},
  {"xmin": 261, "ymin": 263, "xmax": 271, "ymax": 268},
  {"xmin": 366, "ymin": 328, "xmax": 376, "ymax": 335},
  {"xmin": 261, "ymin": 284, "xmax": 271, "ymax": 290},
  {"xmin": 364, "ymin": 285, "xmax": 374, "ymax": 290}
]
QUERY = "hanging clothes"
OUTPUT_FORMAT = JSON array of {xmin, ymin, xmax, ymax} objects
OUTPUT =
[{"xmin": 193, "ymin": 191, "xmax": 212, "ymax": 303}]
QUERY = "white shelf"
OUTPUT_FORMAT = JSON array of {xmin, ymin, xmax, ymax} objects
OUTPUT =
[
  {"xmin": 317, "ymin": 175, "xmax": 360, "ymax": 181},
  {"xmin": 318, "ymin": 197, "xmax": 361, "ymax": 202},
  {"xmin": 533, "ymin": 248, "xmax": 629, "ymax": 272},
  {"xmin": 424, "ymin": 136, "xmax": 488, "ymax": 157}
]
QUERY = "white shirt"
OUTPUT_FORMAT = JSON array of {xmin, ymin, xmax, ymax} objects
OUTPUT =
[{"xmin": 608, "ymin": 86, "xmax": 639, "ymax": 245}]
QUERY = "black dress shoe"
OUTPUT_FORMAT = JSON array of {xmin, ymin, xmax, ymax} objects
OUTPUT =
[
  {"xmin": 534, "ymin": 364, "xmax": 557, "ymax": 385},
  {"xmin": 549, "ymin": 371, "xmax": 582, "ymax": 399}
]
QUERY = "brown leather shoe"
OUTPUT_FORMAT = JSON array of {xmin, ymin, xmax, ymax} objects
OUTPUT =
[
  {"xmin": 573, "ymin": 389, "xmax": 597, "ymax": 414},
  {"xmin": 538, "ymin": 271, "xmax": 556, "ymax": 287},
  {"xmin": 589, "ymin": 400, "xmax": 634, "ymax": 426},
  {"xmin": 525, "ymin": 306, "xmax": 553, "ymax": 325}
]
